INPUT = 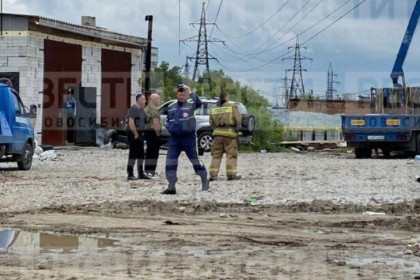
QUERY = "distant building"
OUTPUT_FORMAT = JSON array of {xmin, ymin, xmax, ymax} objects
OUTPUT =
[{"xmin": 0, "ymin": 13, "xmax": 159, "ymax": 146}]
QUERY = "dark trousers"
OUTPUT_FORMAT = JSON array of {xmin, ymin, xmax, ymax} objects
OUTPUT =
[
  {"xmin": 145, "ymin": 130, "xmax": 161, "ymax": 174},
  {"xmin": 165, "ymin": 134, "xmax": 207, "ymax": 187},
  {"xmin": 127, "ymin": 133, "xmax": 145, "ymax": 176},
  {"xmin": 66, "ymin": 116, "xmax": 75, "ymax": 143}
]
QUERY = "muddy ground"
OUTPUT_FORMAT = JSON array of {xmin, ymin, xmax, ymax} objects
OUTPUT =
[{"xmin": 1, "ymin": 148, "xmax": 420, "ymax": 279}]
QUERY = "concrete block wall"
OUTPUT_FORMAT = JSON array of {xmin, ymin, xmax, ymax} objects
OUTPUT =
[
  {"xmin": 131, "ymin": 51, "xmax": 143, "ymax": 105},
  {"xmin": 82, "ymin": 46, "xmax": 102, "ymax": 121},
  {"xmin": 1, "ymin": 32, "xmax": 145, "ymax": 144},
  {"xmin": 0, "ymin": 33, "xmax": 44, "ymax": 142}
]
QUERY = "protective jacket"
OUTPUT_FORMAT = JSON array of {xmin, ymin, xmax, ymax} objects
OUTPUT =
[
  {"xmin": 166, "ymin": 92, "xmax": 202, "ymax": 136},
  {"xmin": 210, "ymin": 100, "xmax": 242, "ymax": 138}
]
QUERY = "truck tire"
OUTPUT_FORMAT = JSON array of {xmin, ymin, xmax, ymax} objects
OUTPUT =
[
  {"xmin": 382, "ymin": 148, "xmax": 391, "ymax": 159},
  {"xmin": 355, "ymin": 148, "xmax": 363, "ymax": 159},
  {"xmin": 363, "ymin": 148, "xmax": 372, "ymax": 159},
  {"xmin": 17, "ymin": 143, "xmax": 33, "ymax": 171},
  {"xmin": 355, "ymin": 148, "xmax": 372, "ymax": 159}
]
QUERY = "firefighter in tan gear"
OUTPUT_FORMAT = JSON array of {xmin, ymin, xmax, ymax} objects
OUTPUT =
[{"xmin": 209, "ymin": 92, "xmax": 242, "ymax": 181}]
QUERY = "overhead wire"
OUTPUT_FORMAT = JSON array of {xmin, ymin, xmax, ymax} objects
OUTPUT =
[
  {"xmin": 252, "ymin": 0, "xmax": 352, "ymax": 56},
  {"xmin": 249, "ymin": 0, "xmax": 314, "ymax": 54},
  {"xmin": 216, "ymin": 0, "xmax": 368, "ymax": 73},
  {"xmin": 215, "ymin": 0, "xmax": 321, "ymax": 59},
  {"xmin": 209, "ymin": 0, "xmax": 223, "ymax": 38},
  {"xmin": 206, "ymin": 0, "xmax": 211, "ymax": 14},
  {"xmin": 255, "ymin": 0, "xmax": 322, "ymax": 54},
  {"xmin": 225, "ymin": 0, "xmax": 291, "ymax": 39},
  {"xmin": 301, "ymin": 0, "xmax": 368, "ymax": 46}
]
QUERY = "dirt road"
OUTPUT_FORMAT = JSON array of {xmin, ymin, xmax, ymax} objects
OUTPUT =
[
  {"xmin": 1, "ymin": 202, "xmax": 420, "ymax": 279},
  {"xmin": 1, "ymin": 149, "xmax": 420, "ymax": 279}
]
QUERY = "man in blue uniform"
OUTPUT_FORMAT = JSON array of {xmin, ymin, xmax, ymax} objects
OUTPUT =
[{"xmin": 162, "ymin": 84, "xmax": 209, "ymax": 195}]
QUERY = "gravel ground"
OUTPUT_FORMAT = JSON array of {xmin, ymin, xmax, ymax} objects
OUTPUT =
[{"xmin": 1, "ymin": 147, "xmax": 420, "ymax": 213}]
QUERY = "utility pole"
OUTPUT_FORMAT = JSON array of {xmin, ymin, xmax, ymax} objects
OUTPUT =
[
  {"xmin": 144, "ymin": 15, "xmax": 153, "ymax": 101},
  {"xmin": 283, "ymin": 36, "xmax": 312, "ymax": 99},
  {"xmin": 281, "ymin": 70, "xmax": 291, "ymax": 107},
  {"xmin": 326, "ymin": 63, "xmax": 339, "ymax": 100},
  {"xmin": 1, "ymin": 0, "xmax": 3, "ymax": 36},
  {"xmin": 181, "ymin": 2, "xmax": 224, "ymax": 90},
  {"xmin": 184, "ymin": 56, "xmax": 193, "ymax": 79}
]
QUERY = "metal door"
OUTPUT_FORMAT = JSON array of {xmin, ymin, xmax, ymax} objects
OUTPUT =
[{"xmin": 42, "ymin": 40, "xmax": 82, "ymax": 146}]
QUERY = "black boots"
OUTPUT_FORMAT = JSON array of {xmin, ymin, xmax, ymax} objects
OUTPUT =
[
  {"xmin": 227, "ymin": 175, "xmax": 242, "ymax": 181},
  {"xmin": 161, "ymin": 188, "xmax": 176, "ymax": 195},
  {"xmin": 201, "ymin": 174, "xmax": 210, "ymax": 191},
  {"xmin": 161, "ymin": 175, "xmax": 209, "ymax": 194},
  {"xmin": 127, "ymin": 175, "xmax": 138, "ymax": 181},
  {"xmin": 162, "ymin": 182, "xmax": 176, "ymax": 195}
]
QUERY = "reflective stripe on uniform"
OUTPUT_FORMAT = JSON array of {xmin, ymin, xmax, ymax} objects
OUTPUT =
[
  {"xmin": 211, "ymin": 106, "xmax": 233, "ymax": 115},
  {"xmin": 213, "ymin": 128, "xmax": 237, "ymax": 138},
  {"xmin": 226, "ymin": 169, "xmax": 237, "ymax": 175}
]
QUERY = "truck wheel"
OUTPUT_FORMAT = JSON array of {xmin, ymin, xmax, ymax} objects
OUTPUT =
[
  {"xmin": 17, "ymin": 143, "xmax": 33, "ymax": 171},
  {"xmin": 382, "ymin": 149, "xmax": 391, "ymax": 159},
  {"xmin": 198, "ymin": 131, "xmax": 213, "ymax": 152},
  {"xmin": 355, "ymin": 148, "xmax": 365, "ymax": 159},
  {"xmin": 363, "ymin": 149, "xmax": 372, "ymax": 159}
]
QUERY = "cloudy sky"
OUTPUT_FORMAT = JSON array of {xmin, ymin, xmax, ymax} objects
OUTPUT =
[{"xmin": 3, "ymin": 0, "xmax": 420, "ymax": 104}]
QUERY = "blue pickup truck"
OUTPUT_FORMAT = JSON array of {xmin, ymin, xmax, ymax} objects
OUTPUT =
[{"xmin": 0, "ymin": 82, "xmax": 36, "ymax": 170}]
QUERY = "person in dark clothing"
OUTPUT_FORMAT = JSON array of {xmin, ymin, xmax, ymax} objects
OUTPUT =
[
  {"xmin": 161, "ymin": 84, "xmax": 209, "ymax": 195},
  {"xmin": 126, "ymin": 94, "xmax": 150, "ymax": 181},
  {"xmin": 144, "ymin": 92, "xmax": 162, "ymax": 177},
  {"xmin": 64, "ymin": 88, "xmax": 76, "ymax": 144}
]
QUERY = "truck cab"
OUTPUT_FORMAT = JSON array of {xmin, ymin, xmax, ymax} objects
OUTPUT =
[
  {"xmin": 342, "ymin": 87, "xmax": 420, "ymax": 158},
  {"xmin": 0, "ymin": 82, "xmax": 36, "ymax": 170}
]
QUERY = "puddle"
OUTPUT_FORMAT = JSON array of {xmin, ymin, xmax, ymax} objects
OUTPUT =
[{"xmin": 0, "ymin": 228, "xmax": 120, "ymax": 254}]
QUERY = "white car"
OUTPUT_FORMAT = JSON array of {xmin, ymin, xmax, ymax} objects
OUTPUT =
[{"xmin": 158, "ymin": 98, "xmax": 255, "ymax": 152}]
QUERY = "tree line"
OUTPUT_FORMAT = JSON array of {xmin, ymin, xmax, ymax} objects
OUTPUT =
[{"xmin": 146, "ymin": 61, "xmax": 284, "ymax": 152}]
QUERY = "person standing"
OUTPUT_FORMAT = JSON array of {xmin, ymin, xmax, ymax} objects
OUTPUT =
[
  {"xmin": 209, "ymin": 92, "xmax": 242, "ymax": 181},
  {"xmin": 64, "ymin": 88, "xmax": 76, "ymax": 144},
  {"xmin": 144, "ymin": 92, "xmax": 162, "ymax": 177},
  {"xmin": 126, "ymin": 94, "xmax": 150, "ymax": 181},
  {"xmin": 162, "ymin": 84, "xmax": 209, "ymax": 195}
]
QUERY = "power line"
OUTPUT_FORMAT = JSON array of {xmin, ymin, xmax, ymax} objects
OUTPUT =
[
  {"xmin": 178, "ymin": 0, "xmax": 181, "ymax": 54},
  {"xmin": 301, "ymin": 0, "xmax": 368, "ymax": 46},
  {"xmin": 283, "ymin": 36, "xmax": 313, "ymax": 98},
  {"xmin": 206, "ymin": 0, "xmax": 211, "ymax": 14},
  {"xmin": 249, "ymin": 0, "xmax": 313, "ymax": 55},
  {"xmin": 226, "ymin": 0, "xmax": 291, "ymax": 39},
  {"xmin": 253, "ymin": 0, "xmax": 350, "ymax": 56},
  {"xmin": 209, "ymin": 0, "xmax": 223, "ymax": 37},
  {"xmin": 214, "ymin": 0, "xmax": 321, "ymax": 60},
  {"xmin": 254, "ymin": 0, "xmax": 322, "ymax": 55},
  {"xmin": 326, "ymin": 63, "xmax": 339, "ymax": 100},
  {"xmin": 215, "ymin": 0, "xmax": 367, "ymax": 73},
  {"xmin": 214, "ymin": 0, "xmax": 320, "ymax": 58},
  {"xmin": 181, "ymin": 2, "xmax": 224, "ymax": 90}
]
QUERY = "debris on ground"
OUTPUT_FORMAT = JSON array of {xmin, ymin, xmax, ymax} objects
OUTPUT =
[
  {"xmin": 404, "ymin": 244, "xmax": 420, "ymax": 256},
  {"xmin": 244, "ymin": 197, "xmax": 258, "ymax": 205},
  {"xmin": 363, "ymin": 211, "xmax": 387, "ymax": 216},
  {"xmin": 290, "ymin": 147, "xmax": 302, "ymax": 153},
  {"xmin": 38, "ymin": 150, "xmax": 57, "ymax": 161}
]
